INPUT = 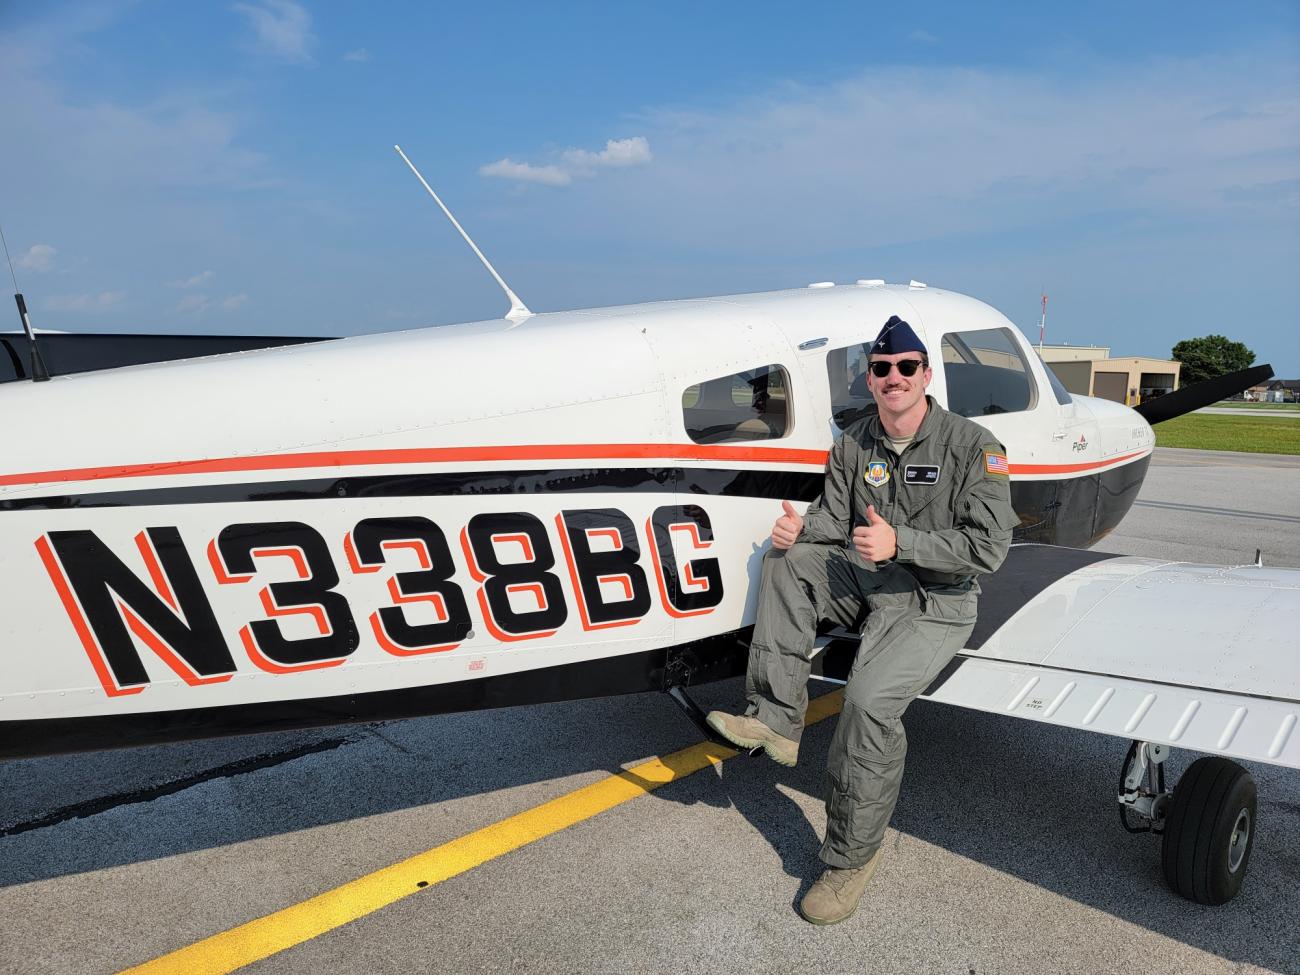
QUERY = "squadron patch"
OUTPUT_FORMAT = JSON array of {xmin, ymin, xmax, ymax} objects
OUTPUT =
[
  {"xmin": 984, "ymin": 451, "xmax": 1010, "ymax": 476},
  {"xmin": 865, "ymin": 461, "xmax": 890, "ymax": 487},
  {"xmin": 903, "ymin": 464, "xmax": 940, "ymax": 485}
]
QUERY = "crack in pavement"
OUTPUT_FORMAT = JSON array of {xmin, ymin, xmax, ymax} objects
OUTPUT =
[
  {"xmin": 0, "ymin": 736, "xmax": 355, "ymax": 838},
  {"xmin": 1133, "ymin": 499, "xmax": 1300, "ymax": 524}
]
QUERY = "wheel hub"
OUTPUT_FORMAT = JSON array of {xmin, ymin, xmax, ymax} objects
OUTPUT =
[{"xmin": 1228, "ymin": 808, "xmax": 1251, "ymax": 874}]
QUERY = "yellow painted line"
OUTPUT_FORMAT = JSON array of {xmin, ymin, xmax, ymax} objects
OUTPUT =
[{"xmin": 122, "ymin": 690, "xmax": 844, "ymax": 975}]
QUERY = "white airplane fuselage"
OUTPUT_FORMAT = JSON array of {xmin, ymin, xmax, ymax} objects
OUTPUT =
[{"xmin": 0, "ymin": 283, "xmax": 1156, "ymax": 756}]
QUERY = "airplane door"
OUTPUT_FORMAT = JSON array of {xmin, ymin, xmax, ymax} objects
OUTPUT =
[{"xmin": 640, "ymin": 306, "xmax": 805, "ymax": 639}]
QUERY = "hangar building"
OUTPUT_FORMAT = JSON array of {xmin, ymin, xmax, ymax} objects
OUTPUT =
[{"xmin": 1036, "ymin": 344, "xmax": 1181, "ymax": 406}]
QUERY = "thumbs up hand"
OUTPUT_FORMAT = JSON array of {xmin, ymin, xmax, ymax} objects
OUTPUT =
[
  {"xmin": 771, "ymin": 500, "xmax": 804, "ymax": 550},
  {"xmin": 852, "ymin": 504, "xmax": 897, "ymax": 562}
]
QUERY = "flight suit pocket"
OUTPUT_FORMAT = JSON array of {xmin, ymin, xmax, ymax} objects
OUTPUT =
[
  {"xmin": 851, "ymin": 584, "xmax": 924, "ymax": 678},
  {"xmin": 899, "ymin": 470, "xmax": 952, "ymax": 531},
  {"xmin": 824, "ymin": 709, "xmax": 904, "ymax": 861},
  {"xmin": 824, "ymin": 759, "xmax": 891, "ymax": 856},
  {"xmin": 967, "ymin": 494, "xmax": 1022, "ymax": 532},
  {"xmin": 905, "ymin": 589, "xmax": 978, "ymax": 698},
  {"xmin": 919, "ymin": 586, "xmax": 979, "ymax": 627}
]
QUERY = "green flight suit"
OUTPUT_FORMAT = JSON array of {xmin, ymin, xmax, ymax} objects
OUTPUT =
[{"xmin": 744, "ymin": 395, "xmax": 1018, "ymax": 868}]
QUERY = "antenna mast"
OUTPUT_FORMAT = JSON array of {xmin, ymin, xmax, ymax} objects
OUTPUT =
[
  {"xmin": 1038, "ymin": 291, "xmax": 1048, "ymax": 353},
  {"xmin": 0, "ymin": 222, "xmax": 51, "ymax": 382},
  {"xmin": 393, "ymin": 145, "xmax": 532, "ymax": 324}
]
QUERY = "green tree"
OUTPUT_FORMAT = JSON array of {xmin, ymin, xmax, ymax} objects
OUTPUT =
[{"xmin": 1171, "ymin": 334, "xmax": 1255, "ymax": 386}]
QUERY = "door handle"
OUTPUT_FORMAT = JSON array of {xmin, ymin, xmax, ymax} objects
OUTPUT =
[{"xmin": 1052, "ymin": 430, "xmax": 1068, "ymax": 440}]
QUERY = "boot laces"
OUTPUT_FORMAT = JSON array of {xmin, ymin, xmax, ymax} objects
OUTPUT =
[{"xmin": 823, "ymin": 865, "xmax": 864, "ymax": 893}]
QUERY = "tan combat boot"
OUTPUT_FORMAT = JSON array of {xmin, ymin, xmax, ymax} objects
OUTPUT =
[
  {"xmin": 704, "ymin": 711, "xmax": 799, "ymax": 767},
  {"xmin": 798, "ymin": 847, "xmax": 884, "ymax": 925}
]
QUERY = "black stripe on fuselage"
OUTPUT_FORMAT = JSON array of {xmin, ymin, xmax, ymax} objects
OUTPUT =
[
  {"xmin": 1, "ymin": 456, "xmax": 1149, "ymax": 554},
  {"xmin": 0, "ymin": 467, "xmax": 823, "ymax": 511}
]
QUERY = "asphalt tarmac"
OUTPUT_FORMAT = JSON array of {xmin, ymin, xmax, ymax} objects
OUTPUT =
[{"xmin": 1, "ymin": 447, "xmax": 1297, "ymax": 975}]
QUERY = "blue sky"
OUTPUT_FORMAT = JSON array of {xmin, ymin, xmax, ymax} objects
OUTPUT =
[{"xmin": 1, "ymin": 1, "xmax": 1297, "ymax": 375}]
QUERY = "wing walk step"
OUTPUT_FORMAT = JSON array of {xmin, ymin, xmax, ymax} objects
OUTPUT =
[{"xmin": 810, "ymin": 642, "xmax": 1299, "ymax": 770}]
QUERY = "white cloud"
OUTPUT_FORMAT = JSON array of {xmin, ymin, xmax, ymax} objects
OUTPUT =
[
  {"xmin": 481, "ymin": 137, "xmax": 652, "ymax": 187},
  {"xmin": 16, "ymin": 244, "xmax": 57, "ymax": 273},
  {"xmin": 232, "ymin": 0, "xmax": 315, "ymax": 64},
  {"xmin": 176, "ymin": 293, "xmax": 211, "ymax": 313},
  {"xmin": 0, "ymin": 55, "xmax": 268, "ymax": 192},
  {"xmin": 171, "ymin": 269, "xmax": 213, "ymax": 287},
  {"xmin": 562, "ymin": 137, "xmax": 653, "ymax": 171},
  {"xmin": 909, "ymin": 29, "xmax": 940, "ymax": 44},
  {"xmin": 174, "ymin": 291, "xmax": 247, "ymax": 313},
  {"xmin": 45, "ymin": 291, "xmax": 124, "ymax": 311},
  {"xmin": 342, "ymin": 48, "xmax": 371, "ymax": 63},
  {"xmin": 578, "ymin": 57, "xmax": 1300, "ymax": 254},
  {"xmin": 479, "ymin": 158, "xmax": 572, "ymax": 186},
  {"xmin": 0, "ymin": 11, "xmax": 284, "ymax": 333}
]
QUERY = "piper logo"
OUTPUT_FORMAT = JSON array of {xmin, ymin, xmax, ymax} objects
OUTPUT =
[{"xmin": 1072, "ymin": 434, "xmax": 1089, "ymax": 453}]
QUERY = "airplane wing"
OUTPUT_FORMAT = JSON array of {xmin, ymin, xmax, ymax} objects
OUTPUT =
[{"xmin": 814, "ymin": 544, "xmax": 1300, "ymax": 770}]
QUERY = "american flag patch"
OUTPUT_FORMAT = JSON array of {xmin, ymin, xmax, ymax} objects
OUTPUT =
[{"xmin": 984, "ymin": 451, "xmax": 1009, "ymax": 475}]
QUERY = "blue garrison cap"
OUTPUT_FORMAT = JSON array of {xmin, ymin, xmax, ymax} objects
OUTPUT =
[{"xmin": 870, "ymin": 315, "xmax": 927, "ymax": 357}]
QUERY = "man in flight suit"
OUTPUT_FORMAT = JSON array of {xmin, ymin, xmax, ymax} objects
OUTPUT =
[{"xmin": 707, "ymin": 315, "xmax": 1018, "ymax": 925}]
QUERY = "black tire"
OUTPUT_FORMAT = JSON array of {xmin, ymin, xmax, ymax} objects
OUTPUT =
[{"xmin": 1161, "ymin": 756, "xmax": 1256, "ymax": 905}]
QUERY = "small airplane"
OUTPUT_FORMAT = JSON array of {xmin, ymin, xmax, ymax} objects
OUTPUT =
[{"xmin": 0, "ymin": 149, "xmax": 1293, "ymax": 909}]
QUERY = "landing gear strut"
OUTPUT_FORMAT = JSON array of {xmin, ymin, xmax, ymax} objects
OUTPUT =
[{"xmin": 1118, "ymin": 741, "xmax": 1257, "ymax": 905}]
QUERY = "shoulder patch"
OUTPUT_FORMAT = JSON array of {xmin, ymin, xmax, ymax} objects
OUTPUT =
[{"xmin": 984, "ymin": 450, "xmax": 1009, "ymax": 476}]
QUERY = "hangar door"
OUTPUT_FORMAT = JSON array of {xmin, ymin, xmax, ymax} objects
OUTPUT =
[{"xmin": 1093, "ymin": 371, "xmax": 1128, "ymax": 404}]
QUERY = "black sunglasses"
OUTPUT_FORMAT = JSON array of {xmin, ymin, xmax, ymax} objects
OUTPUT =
[{"xmin": 869, "ymin": 358, "xmax": 927, "ymax": 378}]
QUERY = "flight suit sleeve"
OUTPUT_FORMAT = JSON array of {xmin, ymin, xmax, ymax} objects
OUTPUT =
[
  {"xmin": 799, "ymin": 432, "xmax": 855, "ymax": 545},
  {"xmin": 892, "ymin": 441, "xmax": 1018, "ymax": 575}
]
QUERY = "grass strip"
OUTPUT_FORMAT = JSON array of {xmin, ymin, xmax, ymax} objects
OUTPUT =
[{"xmin": 1155, "ymin": 414, "xmax": 1300, "ymax": 455}]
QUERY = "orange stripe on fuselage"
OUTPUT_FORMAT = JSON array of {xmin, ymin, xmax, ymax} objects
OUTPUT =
[
  {"xmin": 0, "ymin": 443, "xmax": 831, "ymax": 488},
  {"xmin": 1009, "ymin": 450, "xmax": 1150, "ymax": 475},
  {"xmin": 0, "ymin": 443, "xmax": 1152, "ymax": 490}
]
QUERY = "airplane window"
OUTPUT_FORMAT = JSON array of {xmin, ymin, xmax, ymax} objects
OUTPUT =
[
  {"xmin": 826, "ymin": 342, "xmax": 874, "ymax": 429},
  {"xmin": 940, "ymin": 328, "xmax": 1037, "ymax": 417},
  {"xmin": 1042, "ymin": 360, "xmax": 1074, "ymax": 405},
  {"xmin": 682, "ymin": 364, "xmax": 791, "ymax": 444}
]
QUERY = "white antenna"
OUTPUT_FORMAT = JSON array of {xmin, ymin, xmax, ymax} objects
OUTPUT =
[
  {"xmin": 1038, "ymin": 290, "xmax": 1047, "ymax": 352},
  {"xmin": 394, "ymin": 144, "xmax": 532, "ymax": 324}
]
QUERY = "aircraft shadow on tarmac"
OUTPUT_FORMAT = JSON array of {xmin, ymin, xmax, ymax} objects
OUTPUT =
[
  {"xmin": 1, "ymin": 683, "xmax": 1296, "ymax": 971},
  {"xmin": 692, "ymin": 698, "xmax": 1300, "ymax": 973}
]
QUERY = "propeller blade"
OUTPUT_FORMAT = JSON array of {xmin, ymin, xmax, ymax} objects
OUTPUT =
[{"xmin": 1133, "ymin": 364, "xmax": 1274, "ymax": 425}]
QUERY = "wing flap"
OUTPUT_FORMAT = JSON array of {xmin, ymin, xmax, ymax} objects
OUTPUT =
[{"xmin": 923, "ymin": 655, "xmax": 1299, "ymax": 769}]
